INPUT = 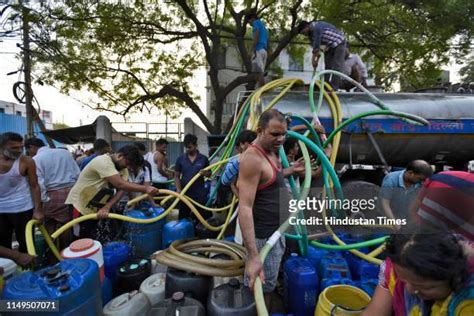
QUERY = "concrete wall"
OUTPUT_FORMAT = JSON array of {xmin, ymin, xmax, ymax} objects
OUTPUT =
[
  {"xmin": 184, "ymin": 117, "xmax": 210, "ymax": 156},
  {"xmin": 0, "ymin": 100, "xmax": 54, "ymax": 129}
]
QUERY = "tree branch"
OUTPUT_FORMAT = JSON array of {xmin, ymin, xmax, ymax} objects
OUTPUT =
[
  {"xmin": 228, "ymin": 6, "xmax": 252, "ymax": 72},
  {"xmin": 266, "ymin": 0, "xmax": 303, "ymax": 67},
  {"xmin": 203, "ymin": 0, "xmax": 214, "ymax": 27},
  {"xmin": 104, "ymin": 66, "xmax": 149, "ymax": 95},
  {"xmin": 221, "ymin": 74, "xmax": 256, "ymax": 99},
  {"xmin": 123, "ymin": 84, "xmax": 213, "ymax": 132}
]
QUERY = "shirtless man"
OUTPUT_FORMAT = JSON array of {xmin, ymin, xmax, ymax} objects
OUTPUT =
[
  {"xmin": 238, "ymin": 109, "xmax": 304, "ymax": 309},
  {"xmin": 0, "ymin": 132, "xmax": 43, "ymax": 253},
  {"xmin": 148, "ymin": 138, "xmax": 172, "ymax": 189}
]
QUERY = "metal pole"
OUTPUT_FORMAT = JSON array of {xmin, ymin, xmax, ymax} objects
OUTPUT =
[{"xmin": 22, "ymin": 5, "xmax": 34, "ymax": 137}]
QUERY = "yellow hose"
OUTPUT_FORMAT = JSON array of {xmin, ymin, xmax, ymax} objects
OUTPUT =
[
  {"xmin": 160, "ymin": 158, "xmax": 232, "ymax": 210},
  {"xmin": 158, "ymin": 194, "xmax": 237, "ymax": 212},
  {"xmin": 318, "ymin": 87, "xmax": 383, "ymax": 265},
  {"xmin": 26, "ymin": 221, "xmax": 63, "ymax": 260},
  {"xmin": 26, "ymin": 188, "xmax": 238, "ymax": 259},
  {"xmin": 368, "ymin": 244, "xmax": 386, "ymax": 258},
  {"xmin": 154, "ymin": 239, "xmax": 246, "ymax": 277},
  {"xmin": 248, "ymin": 78, "xmax": 303, "ymax": 130},
  {"xmin": 244, "ymin": 78, "xmax": 384, "ymax": 265},
  {"xmin": 216, "ymin": 195, "xmax": 238, "ymax": 240},
  {"xmin": 25, "ymin": 77, "xmax": 387, "ymax": 278}
]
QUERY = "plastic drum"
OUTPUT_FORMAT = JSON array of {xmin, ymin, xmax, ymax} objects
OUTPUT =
[{"xmin": 62, "ymin": 238, "xmax": 105, "ymax": 282}]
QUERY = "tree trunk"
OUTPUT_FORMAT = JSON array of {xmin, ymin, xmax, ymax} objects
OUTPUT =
[{"xmin": 213, "ymin": 94, "xmax": 224, "ymax": 134}]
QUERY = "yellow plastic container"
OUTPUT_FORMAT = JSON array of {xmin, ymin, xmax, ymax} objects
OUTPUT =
[{"xmin": 315, "ymin": 285, "xmax": 371, "ymax": 316}]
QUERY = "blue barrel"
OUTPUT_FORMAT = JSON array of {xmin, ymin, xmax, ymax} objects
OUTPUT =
[
  {"xmin": 357, "ymin": 261, "xmax": 380, "ymax": 280},
  {"xmin": 162, "ymin": 219, "xmax": 195, "ymax": 249},
  {"xmin": 355, "ymin": 279, "xmax": 378, "ymax": 297},
  {"xmin": 2, "ymin": 258, "xmax": 101, "ymax": 315},
  {"xmin": 102, "ymin": 276, "xmax": 113, "ymax": 306},
  {"xmin": 224, "ymin": 235, "xmax": 235, "ymax": 243},
  {"xmin": 320, "ymin": 233, "xmax": 352, "ymax": 245},
  {"xmin": 139, "ymin": 200, "xmax": 153, "ymax": 209},
  {"xmin": 103, "ymin": 242, "xmax": 132, "ymax": 281},
  {"xmin": 283, "ymin": 254, "xmax": 318, "ymax": 316},
  {"xmin": 305, "ymin": 246, "xmax": 329, "ymax": 270},
  {"xmin": 320, "ymin": 278, "xmax": 355, "ymax": 291},
  {"xmin": 124, "ymin": 206, "xmax": 166, "ymax": 257},
  {"xmin": 318, "ymin": 253, "xmax": 352, "ymax": 280},
  {"xmin": 341, "ymin": 238, "xmax": 369, "ymax": 281}
]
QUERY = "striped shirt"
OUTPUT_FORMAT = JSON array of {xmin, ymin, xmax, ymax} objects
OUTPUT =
[
  {"xmin": 221, "ymin": 156, "xmax": 239, "ymax": 186},
  {"xmin": 416, "ymin": 171, "xmax": 474, "ymax": 240},
  {"xmin": 308, "ymin": 21, "xmax": 345, "ymax": 52}
]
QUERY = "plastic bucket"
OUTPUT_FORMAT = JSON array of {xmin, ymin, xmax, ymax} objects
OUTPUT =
[{"xmin": 315, "ymin": 285, "xmax": 370, "ymax": 316}]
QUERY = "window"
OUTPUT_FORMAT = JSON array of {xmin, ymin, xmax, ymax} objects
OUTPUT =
[
  {"xmin": 224, "ymin": 103, "xmax": 234, "ymax": 115},
  {"xmin": 16, "ymin": 111, "xmax": 22, "ymax": 116},
  {"xmin": 288, "ymin": 54, "xmax": 304, "ymax": 72},
  {"xmin": 0, "ymin": 108, "xmax": 5, "ymax": 114}
]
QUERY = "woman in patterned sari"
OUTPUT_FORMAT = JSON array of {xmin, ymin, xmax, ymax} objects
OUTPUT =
[{"xmin": 361, "ymin": 227, "xmax": 474, "ymax": 316}]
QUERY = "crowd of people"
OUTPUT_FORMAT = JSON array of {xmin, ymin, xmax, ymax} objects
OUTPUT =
[
  {"xmin": 0, "ymin": 132, "xmax": 216, "ymax": 266},
  {"xmin": 1, "ymin": 106, "xmax": 473, "ymax": 314}
]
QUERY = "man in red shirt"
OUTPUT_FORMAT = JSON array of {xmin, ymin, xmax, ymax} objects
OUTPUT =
[{"xmin": 411, "ymin": 170, "xmax": 474, "ymax": 241}]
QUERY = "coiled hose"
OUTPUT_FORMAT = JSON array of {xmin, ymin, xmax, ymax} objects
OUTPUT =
[{"xmin": 153, "ymin": 239, "xmax": 246, "ymax": 277}]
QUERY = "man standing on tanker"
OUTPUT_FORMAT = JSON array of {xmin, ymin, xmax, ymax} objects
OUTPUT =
[
  {"xmin": 238, "ymin": 109, "xmax": 304, "ymax": 309},
  {"xmin": 298, "ymin": 20, "xmax": 346, "ymax": 91}
]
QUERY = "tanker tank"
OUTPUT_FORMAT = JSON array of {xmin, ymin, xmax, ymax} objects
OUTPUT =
[{"xmin": 268, "ymin": 92, "xmax": 474, "ymax": 169}]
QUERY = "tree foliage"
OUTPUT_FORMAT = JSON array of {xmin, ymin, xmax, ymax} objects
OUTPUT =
[
  {"xmin": 3, "ymin": 0, "xmax": 472, "ymax": 132},
  {"xmin": 459, "ymin": 55, "xmax": 474, "ymax": 84},
  {"xmin": 307, "ymin": 0, "xmax": 473, "ymax": 90},
  {"xmin": 10, "ymin": 0, "xmax": 307, "ymax": 133}
]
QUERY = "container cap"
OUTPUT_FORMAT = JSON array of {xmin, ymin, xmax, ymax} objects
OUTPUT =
[
  {"xmin": 70, "ymin": 238, "xmax": 94, "ymax": 252},
  {"xmin": 118, "ymin": 258, "xmax": 150, "ymax": 274},
  {"xmin": 59, "ymin": 285, "xmax": 70, "ymax": 292},
  {"xmin": 228, "ymin": 278, "xmax": 240, "ymax": 288},
  {"xmin": 172, "ymin": 292, "xmax": 185, "ymax": 302}
]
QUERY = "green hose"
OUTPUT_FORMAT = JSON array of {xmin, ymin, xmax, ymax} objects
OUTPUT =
[
  {"xmin": 289, "ymin": 114, "xmax": 323, "ymax": 148},
  {"xmin": 311, "ymin": 236, "xmax": 388, "ymax": 250},
  {"xmin": 255, "ymin": 130, "xmax": 344, "ymax": 315},
  {"xmin": 309, "ymin": 52, "xmax": 326, "ymax": 114},
  {"xmin": 207, "ymin": 99, "xmax": 251, "ymax": 205}
]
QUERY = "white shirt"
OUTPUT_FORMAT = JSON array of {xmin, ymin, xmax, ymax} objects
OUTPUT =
[
  {"xmin": 145, "ymin": 151, "xmax": 168, "ymax": 183},
  {"xmin": 343, "ymin": 53, "xmax": 368, "ymax": 78},
  {"xmin": 129, "ymin": 165, "xmax": 151, "ymax": 184},
  {"xmin": 33, "ymin": 147, "xmax": 80, "ymax": 201},
  {"xmin": 0, "ymin": 157, "xmax": 34, "ymax": 213}
]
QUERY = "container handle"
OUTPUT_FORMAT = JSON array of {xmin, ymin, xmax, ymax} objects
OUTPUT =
[
  {"xmin": 46, "ymin": 272, "xmax": 69, "ymax": 285},
  {"xmin": 330, "ymin": 305, "xmax": 365, "ymax": 315}
]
